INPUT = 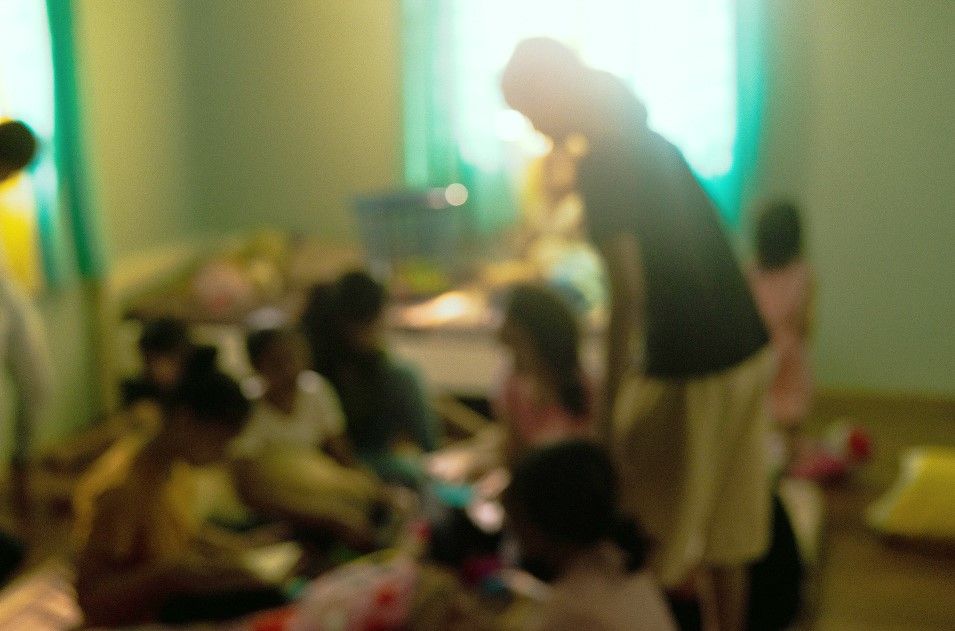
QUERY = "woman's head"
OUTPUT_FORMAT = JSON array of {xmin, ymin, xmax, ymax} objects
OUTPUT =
[
  {"xmin": 504, "ymin": 441, "xmax": 647, "ymax": 580},
  {"xmin": 501, "ymin": 38, "xmax": 589, "ymax": 141},
  {"xmin": 168, "ymin": 366, "xmax": 250, "ymax": 465},
  {"xmin": 500, "ymin": 284, "xmax": 586, "ymax": 415},
  {"xmin": 755, "ymin": 200, "xmax": 803, "ymax": 270}
]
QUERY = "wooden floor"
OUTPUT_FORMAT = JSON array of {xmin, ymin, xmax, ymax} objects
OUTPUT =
[{"xmin": 806, "ymin": 393, "xmax": 955, "ymax": 630}]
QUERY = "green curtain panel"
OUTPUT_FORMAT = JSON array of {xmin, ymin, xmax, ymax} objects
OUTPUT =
[
  {"xmin": 400, "ymin": 0, "xmax": 767, "ymax": 229},
  {"xmin": 400, "ymin": 0, "xmax": 517, "ymax": 234},
  {"xmin": 47, "ymin": 0, "xmax": 105, "ymax": 279},
  {"xmin": 700, "ymin": 0, "xmax": 767, "ymax": 227}
]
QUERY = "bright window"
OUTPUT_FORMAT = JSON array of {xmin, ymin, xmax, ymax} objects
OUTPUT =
[
  {"xmin": 454, "ymin": 0, "xmax": 735, "ymax": 176},
  {"xmin": 403, "ymin": 0, "xmax": 755, "ymax": 230},
  {"xmin": 0, "ymin": 0, "xmax": 58, "ymax": 290}
]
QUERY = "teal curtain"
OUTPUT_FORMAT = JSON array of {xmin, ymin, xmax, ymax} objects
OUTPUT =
[
  {"xmin": 400, "ymin": 0, "xmax": 517, "ymax": 235},
  {"xmin": 47, "ymin": 0, "xmax": 105, "ymax": 279},
  {"xmin": 400, "ymin": 0, "xmax": 767, "ymax": 229},
  {"xmin": 700, "ymin": 0, "xmax": 767, "ymax": 227}
]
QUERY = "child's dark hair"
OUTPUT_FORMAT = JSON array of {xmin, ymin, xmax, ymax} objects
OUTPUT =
[
  {"xmin": 139, "ymin": 318, "xmax": 190, "ymax": 355},
  {"xmin": 245, "ymin": 327, "xmax": 298, "ymax": 369},
  {"xmin": 0, "ymin": 120, "xmax": 37, "ymax": 171},
  {"xmin": 300, "ymin": 282, "xmax": 344, "ymax": 379},
  {"xmin": 299, "ymin": 272, "xmax": 386, "ymax": 378},
  {"xmin": 173, "ymin": 363, "xmax": 250, "ymax": 428},
  {"xmin": 506, "ymin": 440, "xmax": 649, "ymax": 572},
  {"xmin": 334, "ymin": 270, "xmax": 387, "ymax": 325},
  {"xmin": 504, "ymin": 284, "xmax": 588, "ymax": 417},
  {"xmin": 755, "ymin": 200, "xmax": 803, "ymax": 270}
]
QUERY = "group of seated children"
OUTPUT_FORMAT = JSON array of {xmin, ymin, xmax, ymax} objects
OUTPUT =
[
  {"xmin": 72, "ymin": 270, "xmax": 439, "ymax": 626},
  {"xmin": 69, "ymin": 253, "xmax": 813, "ymax": 629}
]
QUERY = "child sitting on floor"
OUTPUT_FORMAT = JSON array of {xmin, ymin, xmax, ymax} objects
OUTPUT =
[
  {"xmin": 73, "ymin": 365, "xmax": 290, "ymax": 627},
  {"xmin": 237, "ymin": 327, "xmax": 353, "ymax": 466},
  {"xmin": 495, "ymin": 283, "xmax": 594, "ymax": 461},
  {"xmin": 503, "ymin": 440, "xmax": 676, "ymax": 631},
  {"xmin": 42, "ymin": 319, "xmax": 209, "ymax": 471},
  {"xmin": 35, "ymin": 319, "xmax": 211, "ymax": 510},
  {"xmin": 230, "ymin": 327, "xmax": 385, "ymax": 549},
  {"xmin": 122, "ymin": 318, "xmax": 203, "ymax": 407},
  {"xmin": 302, "ymin": 271, "xmax": 440, "ymax": 487}
]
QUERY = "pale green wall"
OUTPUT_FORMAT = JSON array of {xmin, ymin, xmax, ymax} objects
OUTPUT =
[
  {"xmin": 758, "ymin": 1, "xmax": 954, "ymax": 396},
  {"xmin": 74, "ymin": 0, "xmax": 195, "ymax": 260},
  {"xmin": 0, "ymin": 285, "xmax": 97, "ymax": 457},
  {"xmin": 179, "ymin": 0, "xmax": 401, "ymax": 241}
]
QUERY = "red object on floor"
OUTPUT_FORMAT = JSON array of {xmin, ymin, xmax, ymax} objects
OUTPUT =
[
  {"xmin": 789, "ymin": 422, "xmax": 874, "ymax": 482},
  {"xmin": 249, "ymin": 606, "xmax": 297, "ymax": 631}
]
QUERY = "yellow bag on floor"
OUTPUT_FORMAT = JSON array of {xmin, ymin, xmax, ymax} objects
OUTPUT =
[{"xmin": 867, "ymin": 447, "xmax": 955, "ymax": 541}]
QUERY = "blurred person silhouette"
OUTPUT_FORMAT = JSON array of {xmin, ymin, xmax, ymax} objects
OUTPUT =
[
  {"xmin": 40, "ymin": 319, "xmax": 214, "ymax": 480},
  {"xmin": 0, "ymin": 119, "xmax": 51, "ymax": 582},
  {"xmin": 745, "ymin": 200, "xmax": 812, "ymax": 630},
  {"xmin": 73, "ymin": 365, "xmax": 289, "ymax": 626},
  {"xmin": 495, "ymin": 283, "xmax": 594, "ymax": 461},
  {"xmin": 122, "ymin": 318, "xmax": 203, "ymax": 408},
  {"xmin": 503, "ymin": 39, "xmax": 772, "ymax": 631},
  {"xmin": 230, "ymin": 326, "xmax": 387, "ymax": 550},
  {"xmin": 503, "ymin": 440, "xmax": 676, "ymax": 631},
  {"xmin": 300, "ymin": 271, "xmax": 439, "ymax": 488},
  {"xmin": 748, "ymin": 200, "xmax": 814, "ymax": 464}
]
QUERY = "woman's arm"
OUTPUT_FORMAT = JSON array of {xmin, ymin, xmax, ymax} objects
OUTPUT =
[{"xmin": 597, "ymin": 232, "xmax": 645, "ymax": 438}]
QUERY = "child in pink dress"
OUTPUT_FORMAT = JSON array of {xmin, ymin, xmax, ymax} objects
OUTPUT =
[
  {"xmin": 748, "ymin": 202, "xmax": 814, "ymax": 458},
  {"xmin": 494, "ymin": 284, "xmax": 594, "ymax": 461}
]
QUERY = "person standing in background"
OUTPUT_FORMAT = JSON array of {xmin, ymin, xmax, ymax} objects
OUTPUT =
[
  {"xmin": 0, "ymin": 119, "xmax": 52, "ymax": 581},
  {"xmin": 748, "ymin": 200, "xmax": 814, "ymax": 464}
]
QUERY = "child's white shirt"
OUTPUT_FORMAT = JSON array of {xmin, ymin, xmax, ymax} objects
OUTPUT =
[{"xmin": 231, "ymin": 370, "xmax": 345, "ymax": 459}]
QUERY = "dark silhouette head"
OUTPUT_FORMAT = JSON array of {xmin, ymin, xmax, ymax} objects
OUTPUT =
[
  {"xmin": 174, "ymin": 365, "xmax": 249, "ymax": 427},
  {"xmin": 334, "ymin": 270, "xmax": 388, "ymax": 355},
  {"xmin": 335, "ymin": 270, "xmax": 387, "ymax": 325},
  {"xmin": 138, "ymin": 318, "xmax": 192, "ymax": 391},
  {"xmin": 755, "ymin": 200, "xmax": 803, "ymax": 270},
  {"xmin": 504, "ymin": 440, "xmax": 648, "ymax": 580},
  {"xmin": 500, "ymin": 283, "xmax": 587, "ymax": 417},
  {"xmin": 246, "ymin": 326, "xmax": 307, "ymax": 392},
  {"xmin": 300, "ymin": 270, "xmax": 389, "ymax": 384},
  {"xmin": 501, "ymin": 38, "xmax": 590, "ymax": 140},
  {"xmin": 168, "ymin": 364, "xmax": 250, "ymax": 466},
  {"xmin": 502, "ymin": 38, "xmax": 648, "ymax": 141},
  {"xmin": 139, "ymin": 318, "xmax": 190, "ymax": 356},
  {"xmin": 0, "ymin": 120, "xmax": 38, "ymax": 182}
]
